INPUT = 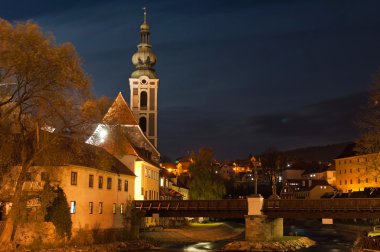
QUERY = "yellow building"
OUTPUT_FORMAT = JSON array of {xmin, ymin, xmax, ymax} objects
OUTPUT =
[
  {"xmin": 0, "ymin": 140, "xmax": 135, "ymax": 231},
  {"xmin": 334, "ymin": 144, "xmax": 380, "ymax": 192}
]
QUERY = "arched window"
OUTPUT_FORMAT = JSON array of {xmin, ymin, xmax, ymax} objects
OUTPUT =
[
  {"xmin": 139, "ymin": 117, "xmax": 147, "ymax": 133},
  {"xmin": 140, "ymin": 91, "xmax": 147, "ymax": 109}
]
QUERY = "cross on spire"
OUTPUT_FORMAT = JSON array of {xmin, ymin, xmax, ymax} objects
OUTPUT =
[{"xmin": 143, "ymin": 7, "xmax": 147, "ymax": 23}]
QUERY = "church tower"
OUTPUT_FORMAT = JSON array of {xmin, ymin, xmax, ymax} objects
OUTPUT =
[{"xmin": 129, "ymin": 8, "xmax": 159, "ymax": 148}]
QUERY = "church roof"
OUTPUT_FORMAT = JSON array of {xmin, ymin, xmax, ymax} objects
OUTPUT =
[{"xmin": 102, "ymin": 92, "xmax": 138, "ymax": 125}]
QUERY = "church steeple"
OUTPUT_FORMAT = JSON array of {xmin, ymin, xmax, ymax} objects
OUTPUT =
[
  {"xmin": 131, "ymin": 7, "xmax": 157, "ymax": 79},
  {"xmin": 129, "ymin": 7, "xmax": 159, "ymax": 148}
]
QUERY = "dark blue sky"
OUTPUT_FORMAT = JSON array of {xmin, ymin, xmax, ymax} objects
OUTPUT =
[{"xmin": 2, "ymin": 0, "xmax": 380, "ymax": 160}]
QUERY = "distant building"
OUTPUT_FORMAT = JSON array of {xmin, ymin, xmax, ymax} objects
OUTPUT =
[{"xmin": 280, "ymin": 179, "xmax": 336, "ymax": 199}]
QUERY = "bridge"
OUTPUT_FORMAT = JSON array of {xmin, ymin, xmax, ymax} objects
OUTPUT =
[
  {"xmin": 133, "ymin": 197, "xmax": 380, "ymax": 242},
  {"xmin": 133, "ymin": 198, "xmax": 380, "ymax": 219}
]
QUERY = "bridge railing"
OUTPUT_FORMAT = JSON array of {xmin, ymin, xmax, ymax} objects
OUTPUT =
[
  {"xmin": 264, "ymin": 198, "xmax": 380, "ymax": 211},
  {"xmin": 133, "ymin": 199, "xmax": 247, "ymax": 212}
]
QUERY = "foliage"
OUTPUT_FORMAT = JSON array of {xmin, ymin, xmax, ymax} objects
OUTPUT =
[
  {"xmin": 0, "ymin": 18, "xmax": 104, "ymax": 245},
  {"xmin": 45, "ymin": 186, "xmax": 72, "ymax": 238},
  {"xmin": 188, "ymin": 147, "xmax": 225, "ymax": 200}
]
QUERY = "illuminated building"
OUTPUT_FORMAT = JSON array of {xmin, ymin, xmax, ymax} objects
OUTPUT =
[
  {"xmin": 129, "ymin": 8, "xmax": 159, "ymax": 148},
  {"xmin": 334, "ymin": 143, "xmax": 380, "ymax": 192}
]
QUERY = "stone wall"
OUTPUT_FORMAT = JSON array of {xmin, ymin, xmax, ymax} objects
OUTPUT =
[
  {"xmin": 14, "ymin": 222, "xmax": 57, "ymax": 246},
  {"xmin": 245, "ymin": 215, "xmax": 283, "ymax": 241}
]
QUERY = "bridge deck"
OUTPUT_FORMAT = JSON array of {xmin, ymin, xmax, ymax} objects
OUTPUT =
[
  {"xmin": 133, "ymin": 198, "xmax": 380, "ymax": 219},
  {"xmin": 133, "ymin": 199, "xmax": 247, "ymax": 218}
]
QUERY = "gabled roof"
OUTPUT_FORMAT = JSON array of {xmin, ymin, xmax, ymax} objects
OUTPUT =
[
  {"xmin": 33, "ymin": 136, "xmax": 136, "ymax": 177},
  {"xmin": 102, "ymin": 92, "xmax": 138, "ymax": 125}
]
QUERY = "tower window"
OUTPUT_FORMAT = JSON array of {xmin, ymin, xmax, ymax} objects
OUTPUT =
[
  {"xmin": 139, "ymin": 117, "xmax": 147, "ymax": 133},
  {"xmin": 140, "ymin": 91, "xmax": 147, "ymax": 109}
]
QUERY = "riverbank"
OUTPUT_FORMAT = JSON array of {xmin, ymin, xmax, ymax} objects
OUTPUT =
[{"xmin": 223, "ymin": 237, "xmax": 316, "ymax": 251}]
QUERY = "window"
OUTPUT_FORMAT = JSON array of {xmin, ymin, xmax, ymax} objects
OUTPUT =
[
  {"xmin": 366, "ymin": 178, "xmax": 369, "ymax": 183},
  {"xmin": 350, "ymin": 179, "xmax": 352, "ymax": 184},
  {"xmin": 345, "ymin": 180, "xmax": 347, "ymax": 185},
  {"xmin": 124, "ymin": 180, "xmax": 128, "ymax": 192},
  {"xmin": 70, "ymin": 201, "xmax": 76, "ymax": 214},
  {"xmin": 107, "ymin": 177, "xmax": 112, "ymax": 190},
  {"xmin": 71, "ymin": 172, "xmax": 77, "ymax": 185},
  {"xmin": 89, "ymin": 202, "xmax": 93, "ymax": 214},
  {"xmin": 139, "ymin": 117, "xmax": 147, "ymax": 133},
  {"xmin": 112, "ymin": 203, "xmax": 116, "ymax": 214},
  {"xmin": 118, "ymin": 179, "xmax": 122, "ymax": 191},
  {"xmin": 89, "ymin": 174, "xmax": 94, "ymax": 188},
  {"xmin": 358, "ymin": 179, "xmax": 361, "ymax": 184},
  {"xmin": 120, "ymin": 203, "xmax": 124, "ymax": 214},
  {"xmin": 41, "ymin": 172, "xmax": 49, "ymax": 182},
  {"xmin": 340, "ymin": 180, "xmax": 342, "ymax": 185},
  {"xmin": 25, "ymin": 172, "xmax": 32, "ymax": 181},
  {"xmin": 339, "ymin": 170, "xmax": 341, "ymax": 174},
  {"xmin": 376, "ymin": 178, "xmax": 378, "ymax": 183},
  {"xmin": 98, "ymin": 202, "xmax": 103, "ymax": 214},
  {"xmin": 140, "ymin": 91, "xmax": 147, "ymax": 108},
  {"xmin": 98, "ymin": 176, "xmax": 103, "ymax": 189},
  {"xmin": 344, "ymin": 169, "xmax": 346, "ymax": 174},
  {"xmin": 350, "ymin": 169, "xmax": 352, "ymax": 173}
]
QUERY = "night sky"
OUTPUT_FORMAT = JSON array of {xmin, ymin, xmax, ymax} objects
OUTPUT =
[{"xmin": 2, "ymin": 0, "xmax": 380, "ymax": 160}]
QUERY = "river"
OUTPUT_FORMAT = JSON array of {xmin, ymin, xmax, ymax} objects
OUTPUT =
[{"xmin": 148, "ymin": 223, "xmax": 358, "ymax": 252}]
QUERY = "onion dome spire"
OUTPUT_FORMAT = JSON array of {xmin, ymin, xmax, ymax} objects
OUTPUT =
[{"xmin": 131, "ymin": 7, "xmax": 157, "ymax": 79}]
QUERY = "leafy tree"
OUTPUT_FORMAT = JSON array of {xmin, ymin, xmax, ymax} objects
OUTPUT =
[
  {"xmin": 45, "ymin": 186, "xmax": 72, "ymax": 238},
  {"xmin": 188, "ymin": 147, "xmax": 225, "ymax": 200},
  {"xmin": 0, "ymin": 19, "xmax": 103, "ymax": 246}
]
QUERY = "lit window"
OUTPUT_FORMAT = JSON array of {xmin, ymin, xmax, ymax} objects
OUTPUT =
[
  {"xmin": 70, "ymin": 201, "xmax": 76, "ymax": 214},
  {"xmin": 98, "ymin": 176, "xmax": 103, "ymax": 189},
  {"xmin": 71, "ymin": 172, "xmax": 77, "ymax": 185},
  {"xmin": 89, "ymin": 174, "xmax": 94, "ymax": 188},
  {"xmin": 118, "ymin": 179, "xmax": 122, "ymax": 191},
  {"xmin": 99, "ymin": 202, "xmax": 103, "ymax": 214},
  {"xmin": 107, "ymin": 177, "xmax": 112, "ymax": 190},
  {"xmin": 89, "ymin": 202, "xmax": 93, "ymax": 214},
  {"xmin": 124, "ymin": 180, "xmax": 128, "ymax": 192},
  {"xmin": 120, "ymin": 203, "xmax": 124, "ymax": 214},
  {"xmin": 112, "ymin": 203, "xmax": 116, "ymax": 214}
]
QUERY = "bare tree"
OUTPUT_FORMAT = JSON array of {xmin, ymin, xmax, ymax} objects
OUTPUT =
[
  {"xmin": 0, "ymin": 19, "xmax": 104, "ymax": 247},
  {"xmin": 355, "ymin": 70, "xmax": 380, "ymax": 181},
  {"xmin": 260, "ymin": 148, "xmax": 286, "ymax": 199}
]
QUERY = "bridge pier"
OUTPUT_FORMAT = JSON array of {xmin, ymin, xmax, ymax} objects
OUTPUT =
[{"xmin": 245, "ymin": 195, "xmax": 283, "ymax": 241}]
